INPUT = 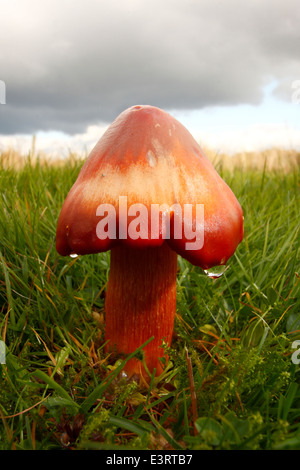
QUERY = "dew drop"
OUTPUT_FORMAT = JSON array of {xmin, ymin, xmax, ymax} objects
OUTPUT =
[
  {"xmin": 146, "ymin": 150, "xmax": 156, "ymax": 167},
  {"xmin": 119, "ymin": 370, "xmax": 128, "ymax": 380},
  {"xmin": 69, "ymin": 253, "xmax": 78, "ymax": 258},
  {"xmin": 204, "ymin": 265, "xmax": 228, "ymax": 279}
]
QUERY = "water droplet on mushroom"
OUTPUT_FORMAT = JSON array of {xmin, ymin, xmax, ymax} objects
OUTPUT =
[
  {"xmin": 147, "ymin": 150, "xmax": 156, "ymax": 167},
  {"xmin": 119, "ymin": 370, "xmax": 128, "ymax": 380},
  {"xmin": 204, "ymin": 265, "xmax": 228, "ymax": 279},
  {"xmin": 69, "ymin": 253, "xmax": 78, "ymax": 258}
]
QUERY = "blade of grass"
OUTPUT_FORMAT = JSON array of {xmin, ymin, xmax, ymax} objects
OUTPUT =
[
  {"xmin": 32, "ymin": 369, "xmax": 78, "ymax": 408},
  {"xmin": 80, "ymin": 337, "xmax": 154, "ymax": 414},
  {"xmin": 0, "ymin": 251, "xmax": 15, "ymax": 326}
]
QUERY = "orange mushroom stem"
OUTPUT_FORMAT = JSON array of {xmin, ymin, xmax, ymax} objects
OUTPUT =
[{"xmin": 105, "ymin": 243, "xmax": 177, "ymax": 378}]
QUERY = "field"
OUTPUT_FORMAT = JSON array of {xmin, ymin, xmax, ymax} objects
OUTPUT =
[{"xmin": 0, "ymin": 147, "xmax": 299, "ymax": 450}]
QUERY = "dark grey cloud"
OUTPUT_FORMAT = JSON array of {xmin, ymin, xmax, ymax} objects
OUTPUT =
[{"xmin": 0, "ymin": 0, "xmax": 299, "ymax": 135}]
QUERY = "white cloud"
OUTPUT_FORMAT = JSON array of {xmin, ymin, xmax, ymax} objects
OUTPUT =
[{"xmin": 1, "ymin": 118, "xmax": 299, "ymax": 158}]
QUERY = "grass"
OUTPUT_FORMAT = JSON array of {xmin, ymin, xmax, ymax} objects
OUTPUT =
[{"xmin": 0, "ymin": 149, "xmax": 299, "ymax": 450}]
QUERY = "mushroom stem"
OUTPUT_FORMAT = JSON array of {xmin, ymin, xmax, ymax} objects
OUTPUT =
[{"xmin": 104, "ymin": 243, "xmax": 178, "ymax": 378}]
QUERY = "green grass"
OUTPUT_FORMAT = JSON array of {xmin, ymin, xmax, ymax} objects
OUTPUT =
[{"xmin": 0, "ymin": 154, "xmax": 299, "ymax": 450}]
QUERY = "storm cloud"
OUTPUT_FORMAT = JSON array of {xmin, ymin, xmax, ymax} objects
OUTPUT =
[{"xmin": 1, "ymin": 0, "xmax": 299, "ymax": 135}]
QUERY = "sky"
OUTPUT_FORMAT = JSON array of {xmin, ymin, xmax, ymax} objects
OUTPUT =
[{"xmin": 0, "ymin": 0, "xmax": 300, "ymax": 156}]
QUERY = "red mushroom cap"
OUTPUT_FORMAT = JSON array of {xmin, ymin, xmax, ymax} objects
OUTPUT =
[{"xmin": 56, "ymin": 105, "xmax": 243, "ymax": 269}]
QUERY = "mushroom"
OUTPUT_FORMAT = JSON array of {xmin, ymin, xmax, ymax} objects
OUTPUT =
[{"xmin": 56, "ymin": 105, "xmax": 243, "ymax": 379}]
